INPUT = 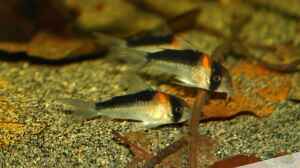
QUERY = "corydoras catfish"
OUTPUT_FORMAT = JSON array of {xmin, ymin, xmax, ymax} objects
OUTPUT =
[
  {"xmin": 96, "ymin": 33, "xmax": 233, "ymax": 96},
  {"xmin": 58, "ymin": 90, "xmax": 191, "ymax": 128}
]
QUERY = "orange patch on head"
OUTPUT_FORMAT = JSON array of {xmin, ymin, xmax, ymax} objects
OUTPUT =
[
  {"xmin": 171, "ymin": 36, "xmax": 181, "ymax": 49},
  {"xmin": 154, "ymin": 92, "xmax": 169, "ymax": 105},
  {"xmin": 201, "ymin": 54, "xmax": 211, "ymax": 69}
]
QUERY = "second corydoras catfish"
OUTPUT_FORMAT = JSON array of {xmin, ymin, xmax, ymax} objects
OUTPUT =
[
  {"xmin": 59, "ymin": 90, "xmax": 191, "ymax": 128},
  {"xmin": 139, "ymin": 49, "xmax": 233, "ymax": 95},
  {"xmin": 102, "ymin": 32, "xmax": 234, "ymax": 96}
]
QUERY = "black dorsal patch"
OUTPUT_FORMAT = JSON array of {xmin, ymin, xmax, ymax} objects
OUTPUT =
[
  {"xmin": 95, "ymin": 90, "xmax": 156, "ymax": 109},
  {"xmin": 209, "ymin": 61, "xmax": 224, "ymax": 91},
  {"xmin": 168, "ymin": 95, "xmax": 184, "ymax": 122},
  {"xmin": 126, "ymin": 33, "xmax": 174, "ymax": 46},
  {"xmin": 146, "ymin": 49, "xmax": 203, "ymax": 66}
]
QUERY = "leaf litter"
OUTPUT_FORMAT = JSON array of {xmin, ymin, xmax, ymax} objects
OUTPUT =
[
  {"xmin": 0, "ymin": 32, "xmax": 108, "ymax": 60},
  {"xmin": 114, "ymin": 130, "xmax": 218, "ymax": 168}
]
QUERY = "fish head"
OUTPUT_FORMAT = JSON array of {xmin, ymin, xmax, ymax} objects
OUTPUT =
[
  {"xmin": 191, "ymin": 56, "xmax": 234, "ymax": 97},
  {"xmin": 209, "ymin": 62, "xmax": 234, "ymax": 97},
  {"xmin": 168, "ymin": 95, "xmax": 192, "ymax": 123}
]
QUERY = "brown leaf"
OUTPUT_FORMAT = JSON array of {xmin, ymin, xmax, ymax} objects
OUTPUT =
[
  {"xmin": 155, "ymin": 135, "xmax": 217, "ymax": 168},
  {"xmin": 231, "ymin": 61, "xmax": 291, "ymax": 103},
  {"xmin": 205, "ymin": 61, "xmax": 291, "ymax": 118},
  {"xmin": 209, "ymin": 155, "xmax": 261, "ymax": 168},
  {"xmin": 0, "ymin": 32, "xmax": 107, "ymax": 60},
  {"xmin": 113, "ymin": 131, "xmax": 153, "ymax": 166},
  {"xmin": 123, "ymin": 131, "xmax": 155, "ymax": 155},
  {"xmin": 121, "ymin": 131, "xmax": 217, "ymax": 168}
]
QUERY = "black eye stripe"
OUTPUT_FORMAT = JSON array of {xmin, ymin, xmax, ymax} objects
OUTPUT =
[
  {"xmin": 209, "ymin": 62, "xmax": 223, "ymax": 91},
  {"xmin": 169, "ymin": 95, "xmax": 184, "ymax": 122}
]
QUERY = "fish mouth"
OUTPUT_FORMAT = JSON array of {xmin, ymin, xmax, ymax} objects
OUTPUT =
[{"xmin": 208, "ymin": 61, "xmax": 234, "ymax": 96}]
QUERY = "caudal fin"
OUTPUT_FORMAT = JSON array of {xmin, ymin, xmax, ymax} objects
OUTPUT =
[
  {"xmin": 109, "ymin": 46, "xmax": 147, "ymax": 66},
  {"xmin": 94, "ymin": 33, "xmax": 147, "ymax": 67},
  {"xmin": 56, "ymin": 98, "xmax": 99, "ymax": 120}
]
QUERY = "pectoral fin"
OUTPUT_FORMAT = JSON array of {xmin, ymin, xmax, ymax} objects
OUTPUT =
[{"xmin": 119, "ymin": 73, "xmax": 154, "ymax": 94}]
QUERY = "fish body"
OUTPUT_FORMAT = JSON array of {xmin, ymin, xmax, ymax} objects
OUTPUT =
[
  {"xmin": 59, "ymin": 90, "xmax": 191, "ymax": 128},
  {"xmin": 95, "ymin": 33, "xmax": 233, "ymax": 95},
  {"xmin": 140, "ymin": 49, "xmax": 233, "ymax": 96}
]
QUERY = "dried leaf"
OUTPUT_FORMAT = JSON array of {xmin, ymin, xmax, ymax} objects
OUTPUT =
[
  {"xmin": 231, "ymin": 61, "xmax": 291, "ymax": 103},
  {"xmin": 204, "ymin": 62, "xmax": 291, "ymax": 118},
  {"xmin": 0, "ymin": 32, "xmax": 107, "ymax": 60},
  {"xmin": 152, "ymin": 135, "xmax": 217, "ymax": 168},
  {"xmin": 113, "ymin": 131, "xmax": 153, "ymax": 164},
  {"xmin": 121, "ymin": 130, "xmax": 217, "ymax": 168},
  {"xmin": 210, "ymin": 154, "xmax": 261, "ymax": 168},
  {"xmin": 123, "ymin": 131, "xmax": 155, "ymax": 154},
  {"xmin": 116, "ymin": 131, "xmax": 159, "ymax": 167}
]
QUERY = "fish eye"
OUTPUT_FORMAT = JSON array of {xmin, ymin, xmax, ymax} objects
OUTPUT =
[
  {"xmin": 176, "ymin": 106, "xmax": 182, "ymax": 112},
  {"xmin": 213, "ymin": 75, "xmax": 221, "ymax": 82}
]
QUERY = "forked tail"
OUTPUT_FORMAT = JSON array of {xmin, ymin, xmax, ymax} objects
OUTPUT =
[
  {"xmin": 94, "ymin": 33, "xmax": 147, "ymax": 67},
  {"xmin": 57, "ymin": 98, "xmax": 99, "ymax": 120}
]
